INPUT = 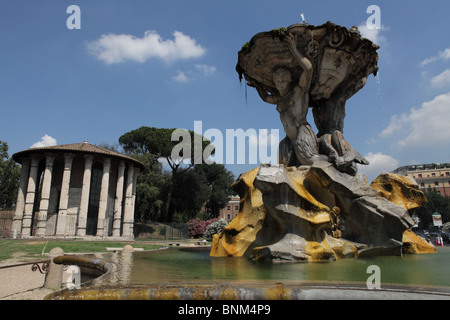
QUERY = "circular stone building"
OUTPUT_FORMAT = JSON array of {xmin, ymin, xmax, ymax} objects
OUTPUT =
[{"xmin": 11, "ymin": 141, "xmax": 144, "ymax": 239}]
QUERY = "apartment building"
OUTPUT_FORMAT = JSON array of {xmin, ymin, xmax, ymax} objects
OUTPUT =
[
  {"xmin": 393, "ymin": 163, "xmax": 450, "ymax": 197},
  {"xmin": 218, "ymin": 196, "xmax": 241, "ymax": 221}
]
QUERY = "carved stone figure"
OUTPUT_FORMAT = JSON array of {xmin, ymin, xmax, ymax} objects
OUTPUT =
[
  {"xmin": 236, "ymin": 22, "xmax": 379, "ymax": 176},
  {"xmin": 253, "ymin": 33, "xmax": 326, "ymax": 167}
]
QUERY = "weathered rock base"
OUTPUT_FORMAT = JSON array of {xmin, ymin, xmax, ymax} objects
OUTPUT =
[{"xmin": 211, "ymin": 163, "xmax": 435, "ymax": 262}]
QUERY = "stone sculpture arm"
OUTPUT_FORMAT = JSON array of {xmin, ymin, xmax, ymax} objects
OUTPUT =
[
  {"xmin": 285, "ymin": 33, "xmax": 313, "ymax": 90},
  {"xmin": 331, "ymin": 75, "xmax": 368, "ymax": 107},
  {"xmin": 255, "ymin": 85, "xmax": 277, "ymax": 105},
  {"xmin": 343, "ymin": 76, "xmax": 367, "ymax": 102}
]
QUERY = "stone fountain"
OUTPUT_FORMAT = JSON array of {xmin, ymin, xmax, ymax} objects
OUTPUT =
[
  {"xmin": 211, "ymin": 22, "xmax": 435, "ymax": 262},
  {"xmin": 44, "ymin": 21, "xmax": 444, "ymax": 301}
]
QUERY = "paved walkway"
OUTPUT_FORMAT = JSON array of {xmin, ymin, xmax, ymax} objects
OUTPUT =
[{"xmin": 0, "ymin": 260, "xmax": 52, "ymax": 300}]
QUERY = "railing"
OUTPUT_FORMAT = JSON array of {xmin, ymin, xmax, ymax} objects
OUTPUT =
[
  {"xmin": 134, "ymin": 222, "xmax": 189, "ymax": 240},
  {"xmin": 0, "ymin": 260, "xmax": 50, "ymax": 274}
]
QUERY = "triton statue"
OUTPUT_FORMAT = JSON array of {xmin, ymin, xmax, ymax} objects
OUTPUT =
[{"xmin": 236, "ymin": 21, "xmax": 379, "ymax": 175}]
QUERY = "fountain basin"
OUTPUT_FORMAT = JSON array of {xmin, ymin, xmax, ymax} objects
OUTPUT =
[
  {"xmin": 45, "ymin": 246, "xmax": 450, "ymax": 300},
  {"xmin": 45, "ymin": 281, "xmax": 450, "ymax": 300}
]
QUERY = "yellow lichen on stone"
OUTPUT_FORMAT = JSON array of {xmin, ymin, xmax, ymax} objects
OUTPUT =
[
  {"xmin": 264, "ymin": 284, "xmax": 291, "ymax": 300},
  {"xmin": 212, "ymin": 165, "xmax": 434, "ymax": 262},
  {"xmin": 211, "ymin": 165, "xmax": 335, "ymax": 259},
  {"xmin": 322, "ymin": 234, "xmax": 358, "ymax": 259},
  {"xmin": 371, "ymin": 173, "xmax": 434, "ymax": 255},
  {"xmin": 127, "ymin": 288, "xmax": 151, "ymax": 300},
  {"xmin": 402, "ymin": 229, "xmax": 436, "ymax": 254},
  {"xmin": 305, "ymin": 240, "xmax": 336, "ymax": 262},
  {"xmin": 284, "ymin": 167, "xmax": 331, "ymax": 224},
  {"xmin": 210, "ymin": 167, "xmax": 266, "ymax": 257},
  {"xmin": 219, "ymin": 288, "xmax": 239, "ymax": 300},
  {"xmin": 153, "ymin": 287, "xmax": 180, "ymax": 300},
  {"xmin": 371, "ymin": 173, "xmax": 427, "ymax": 211},
  {"xmin": 239, "ymin": 166, "xmax": 261, "ymax": 190}
]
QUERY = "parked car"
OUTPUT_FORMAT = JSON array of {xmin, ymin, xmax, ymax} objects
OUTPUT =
[
  {"xmin": 413, "ymin": 229, "xmax": 430, "ymax": 240},
  {"xmin": 428, "ymin": 231, "xmax": 450, "ymax": 244}
]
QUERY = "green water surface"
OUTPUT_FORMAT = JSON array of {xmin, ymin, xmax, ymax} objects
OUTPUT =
[{"xmin": 106, "ymin": 246, "xmax": 450, "ymax": 288}]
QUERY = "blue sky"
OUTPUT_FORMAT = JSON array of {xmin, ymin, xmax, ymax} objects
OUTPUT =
[{"xmin": 1, "ymin": 0, "xmax": 450, "ymax": 182}]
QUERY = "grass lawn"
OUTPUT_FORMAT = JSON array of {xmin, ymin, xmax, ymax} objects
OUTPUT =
[{"xmin": 0, "ymin": 239, "xmax": 164, "ymax": 262}]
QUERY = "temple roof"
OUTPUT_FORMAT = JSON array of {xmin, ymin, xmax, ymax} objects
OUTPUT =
[{"xmin": 12, "ymin": 141, "xmax": 145, "ymax": 168}]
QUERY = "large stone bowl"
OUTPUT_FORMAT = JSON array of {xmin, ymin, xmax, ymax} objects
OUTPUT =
[{"xmin": 236, "ymin": 21, "xmax": 379, "ymax": 102}]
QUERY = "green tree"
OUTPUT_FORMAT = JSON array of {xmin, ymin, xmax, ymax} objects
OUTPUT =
[
  {"xmin": 132, "ymin": 153, "xmax": 169, "ymax": 223},
  {"xmin": 171, "ymin": 168, "xmax": 210, "ymax": 221},
  {"xmin": 168, "ymin": 163, "xmax": 235, "ymax": 222},
  {"xmin": 416, "ymin": 187, "xmax": 450, "ymax": 229},
  {"xmin": 0, "ymin": 141, "xmax": 20, "ymax": 210},
  {"xmin": 193, "ymin": 163, "xmax": 235, "ymax": 218},
  {"xmin": 119, "ymin": 126, "xmax": 213, "ymax": 221}
]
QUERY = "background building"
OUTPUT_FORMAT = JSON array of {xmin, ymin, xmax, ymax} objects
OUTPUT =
[
  {"xmin": 393, "ymin": 163, "xmax": 450, "ymax": 197},
  {"xmin": 11, "ymin": 141, "xmax": 144, "ymax": 239},
  {"xmin": 218, "ymin": 196, "xmax": 240, "ymax": 221}
]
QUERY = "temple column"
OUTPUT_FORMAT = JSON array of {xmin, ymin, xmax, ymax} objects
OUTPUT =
[
  {"xmin": 96, "ymin": 157, "xmax": 111, "ymax": 237},
  {"xmin": 122, "ymin": 164, "xmax": 135, "ymax": 238},
  {"xmin": 21, "ymin": 155, "xmax": 41, "ymax": 237},
  {"xmin": 77, "ymin": 155, "xmax": 93, "ymax": 237},
  {"xmin": 112, "ymin": 161, "xmax": 125, "ymax": 237},
  {"xmin": 55, "ymin": 153, "xmax": 75, "ymax": 236},
  {"xmin": 130, "ymin": 167, "xmax": 139, "ymax": 228},
  {"xmin": 12, "ymin": 158, "xmax": 31, "ymax": 237},
  {"xmin": 36, "ymin": 153, "xmax": 56, "ymax": 237}
]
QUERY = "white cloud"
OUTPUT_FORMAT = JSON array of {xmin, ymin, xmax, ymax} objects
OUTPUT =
[
  {"xmin": 379, "ymin": 92, "xmax": 450, "ymax": 148},
  {"xmin": 431, "ymin": 69, "xmax": 450, "ymax": 88},
  {"xmin": 87, "ymin": 30, "xmax": 205, "ymax": 64},
  {"xmin": 420, "ymin": 48, "xmax": 450, "ymax": 67},
  {"xmin": 30, "ymin": 135, "xmax": 57, "ymax": 148},
  {"xmin": 195, "ymin": 64, "xmax": 216, "ymax": 76},
  {"xmin": 379, "ymin": 113, "xmax": 409, "ymax": 138},
  {"xmin": 172, "ymin": 71, "xmax": 190, "ymax": 83},
  {"xmin": 443, "ymin": 48, "xmax": 450, "ymax": 59},
  {"xmin": 358, "ymin": 152, "xmax": 400, "ymax": 183},
  {"xmin": 357, "ymin": 23, "xmax": 388, "ymax": 45},
  {"xmin": 172, "ymin": 64, "xmax": 216, "ymax": 83},
  {"xmin": 420, "ymin": 56, "xmax": 438, "ymax": 67}
]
